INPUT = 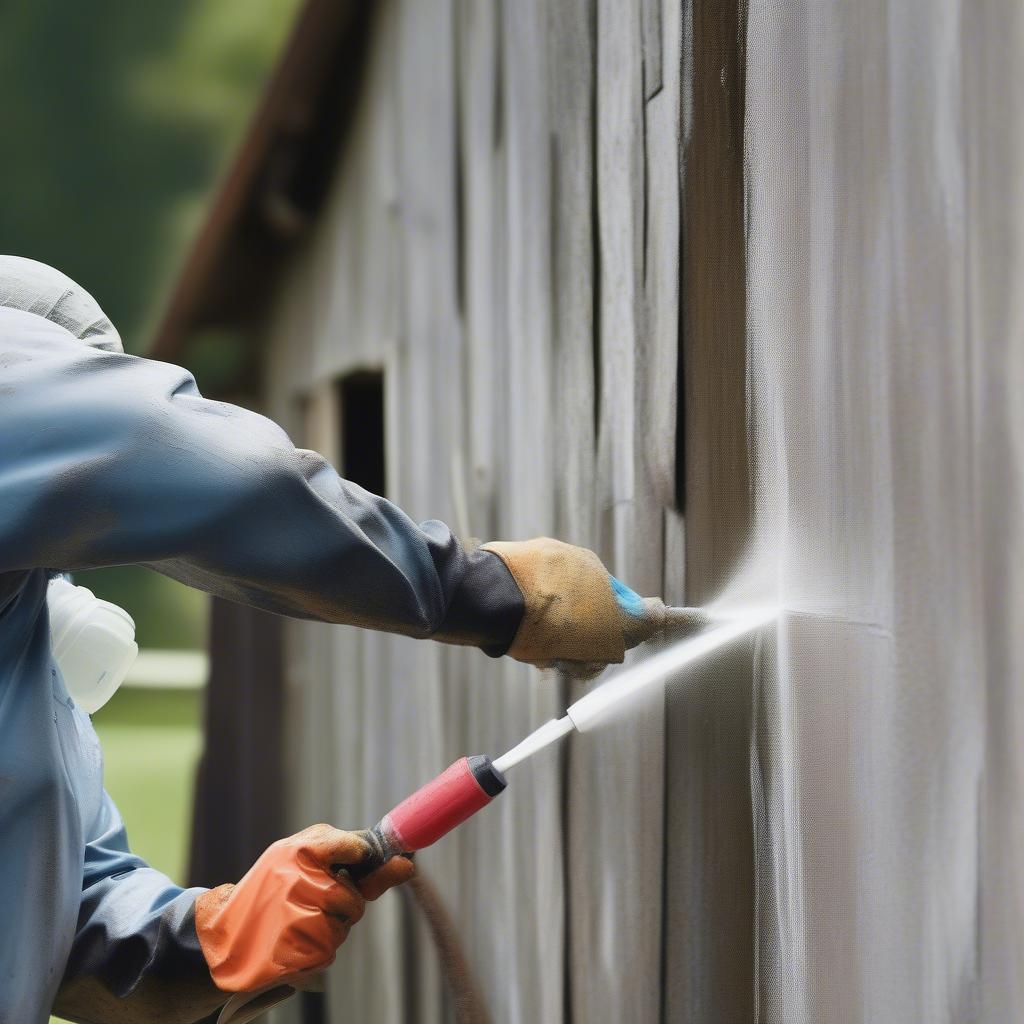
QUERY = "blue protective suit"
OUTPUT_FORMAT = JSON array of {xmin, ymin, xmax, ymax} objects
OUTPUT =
[{"xmin": 0, "ymin": 258, "xmax": 521, "ymax": 1023}]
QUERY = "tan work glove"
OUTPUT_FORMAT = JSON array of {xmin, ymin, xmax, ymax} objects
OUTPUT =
[{"xmin": 482, "ymin": 538, "xmax": 705, "ymax": 679}]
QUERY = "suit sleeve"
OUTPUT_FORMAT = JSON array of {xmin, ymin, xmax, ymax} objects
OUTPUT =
[
  {"xmin": 0, "ymin": 313, "xmax": 522, "ymax": 653},
  {"xmin": 52, "ymin": 792, "xmax": 232, "ymax": 1024}
]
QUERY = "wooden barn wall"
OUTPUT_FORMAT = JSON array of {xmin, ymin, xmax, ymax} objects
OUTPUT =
[{"xmin": 255, "ymin": 1, "xmax": 746, "ymax": 1021}]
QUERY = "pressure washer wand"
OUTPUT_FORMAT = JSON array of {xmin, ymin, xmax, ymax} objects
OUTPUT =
[
  {"xmin": 348, "ymin": 755, "xmax": 510, "ymax": 878},
  {"xmin": 351, "ymin": 713, "xmax": 579, "ymax": 877},
  {"xmin": 348, "ymin": 608, "xmax": 777, "ymax": 879}
]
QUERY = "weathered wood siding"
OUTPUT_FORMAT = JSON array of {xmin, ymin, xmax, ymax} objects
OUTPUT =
[
  {"xmin": 176, "ymin": 0, "xmax": 1024, "ymax": 1019},
  {"xmin": 256, "ymin": 2, "xmax": 719, "ymax": 1020}
]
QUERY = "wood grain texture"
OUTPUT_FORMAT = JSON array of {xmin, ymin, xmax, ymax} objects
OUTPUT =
[
  {"xmin": 254, "ymin": 1, "xmax": 708, "ymax": 1021},
  {"xmin": 188, "ymin": 1, "xmax": 1024, "ymax": 1020}
]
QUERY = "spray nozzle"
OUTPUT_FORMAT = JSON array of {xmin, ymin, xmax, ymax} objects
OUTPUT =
[{"xmin": 662, "ymin": 604, "xmax": 713, "ymax": 634}]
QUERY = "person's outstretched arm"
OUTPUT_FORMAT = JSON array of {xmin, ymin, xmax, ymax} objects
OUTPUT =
[
  {"xmin": 0, "ymin": 308, "xmax": 522, "ymax": 654},
  {"xmin": 0, "ymin": 307, "xmax": 693, "ymax": 674}
]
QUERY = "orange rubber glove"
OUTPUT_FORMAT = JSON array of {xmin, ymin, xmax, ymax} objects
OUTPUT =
[{"xmin": 194, "ymin": 824, "xmax": 415, "ymax": 993}]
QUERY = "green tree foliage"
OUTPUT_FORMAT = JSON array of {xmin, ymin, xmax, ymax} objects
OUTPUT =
[{"xmin": 0, "ymin": 0, "xmax": 301, "ymax": 353}]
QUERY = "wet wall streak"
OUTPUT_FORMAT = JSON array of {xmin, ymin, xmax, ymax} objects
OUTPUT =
[{"xmin": 680, "ymin": 0, "xmax": 749, "ymax": 579}]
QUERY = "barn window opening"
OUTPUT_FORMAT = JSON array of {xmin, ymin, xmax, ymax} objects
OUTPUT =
[{"xmin": 337, "ymin": 369, "xmax": 387, "ymax": 498}]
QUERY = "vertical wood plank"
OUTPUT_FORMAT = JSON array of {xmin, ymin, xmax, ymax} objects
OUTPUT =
[
  {"xmin": 546, "ymin": 3, "xmax": 597, "ymax": 1022},
  {"xmin": 459, "ymin": 0, "xmax": 503, "ymax": 541},
  {"xmin": 665, "ymin": 1, "xmax": 755, "ymax": 1021},
  {"xmin": 491, "ymin": 5, "xmax": 567, "ymax": 1022},
  {"xmin": 567, "ymin": 2, "xmax": 667, "ymax": 1023},
  {"xmin": 643, "ymin": 0, "xmax": 664, "ymax": 99},
  {"xmin": 501, "ymin": 0, "xmax": 554, "ymax": 538},
  {"xmin": 680, "ymin": 0, "xmax": 750, "ymax": 585},
  {"xmin": 548, "ymin": 0, "xmax": 597, "ymax": 549},
  {"xmin": 390, "ymin": 2, "xmax": 458, "ymax": 1021},
  {"xmin": 642, "ymin": 0, "xmax": 682, "ymax": 511}
]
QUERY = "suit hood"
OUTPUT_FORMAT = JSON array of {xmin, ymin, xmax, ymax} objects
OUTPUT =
[{"xmin": 0, "ymin": 255, "xmax": 122, "ymax": 353}]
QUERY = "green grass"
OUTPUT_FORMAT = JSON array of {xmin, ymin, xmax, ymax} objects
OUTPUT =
[
  {"xmin": 52, "ymin": 685, "xmax": 203, "ymax": 1022},
  {"xmin": 92, "ymin": 686, "xmax": 204, "ymax": 880}
]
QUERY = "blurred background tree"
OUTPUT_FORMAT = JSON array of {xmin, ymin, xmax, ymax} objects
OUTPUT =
[{"xmin": 0, "ymin": 0, "xmax": 300, "ymax": 354}]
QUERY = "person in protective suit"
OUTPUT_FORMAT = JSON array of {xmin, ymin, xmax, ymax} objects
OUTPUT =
[{"xmin": 0, "ymin": 256, "xmax": 692, "ymax": 1023}]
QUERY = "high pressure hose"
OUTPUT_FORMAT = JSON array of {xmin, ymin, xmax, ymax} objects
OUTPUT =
[{"xmin": 407, "ymin": 872, "xmax": 492, "ymax": 1024}]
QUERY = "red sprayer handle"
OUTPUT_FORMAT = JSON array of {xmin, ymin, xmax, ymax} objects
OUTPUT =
[{"xmin": 345, "ymin": 756, "xmax": 507, "ymax": 880}]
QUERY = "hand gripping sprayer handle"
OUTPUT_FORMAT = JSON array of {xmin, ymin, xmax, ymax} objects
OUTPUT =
[
  {"xmin": 219, "ymin": 761, "xmax": 505, "ymax": 1024},
  {"xmin": 344, "ymin": 755, "xmax": 508, "ymax": 882}
]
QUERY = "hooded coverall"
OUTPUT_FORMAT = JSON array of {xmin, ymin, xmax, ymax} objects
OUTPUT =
[{"xmin": 0, "ymin": 258, "xmax": 523, "ymax": 1023}]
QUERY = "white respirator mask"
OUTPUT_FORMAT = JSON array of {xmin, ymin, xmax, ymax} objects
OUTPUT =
[{"xmin": 47, "ymin": 576, "xmax": 138, "ymax": 714}]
